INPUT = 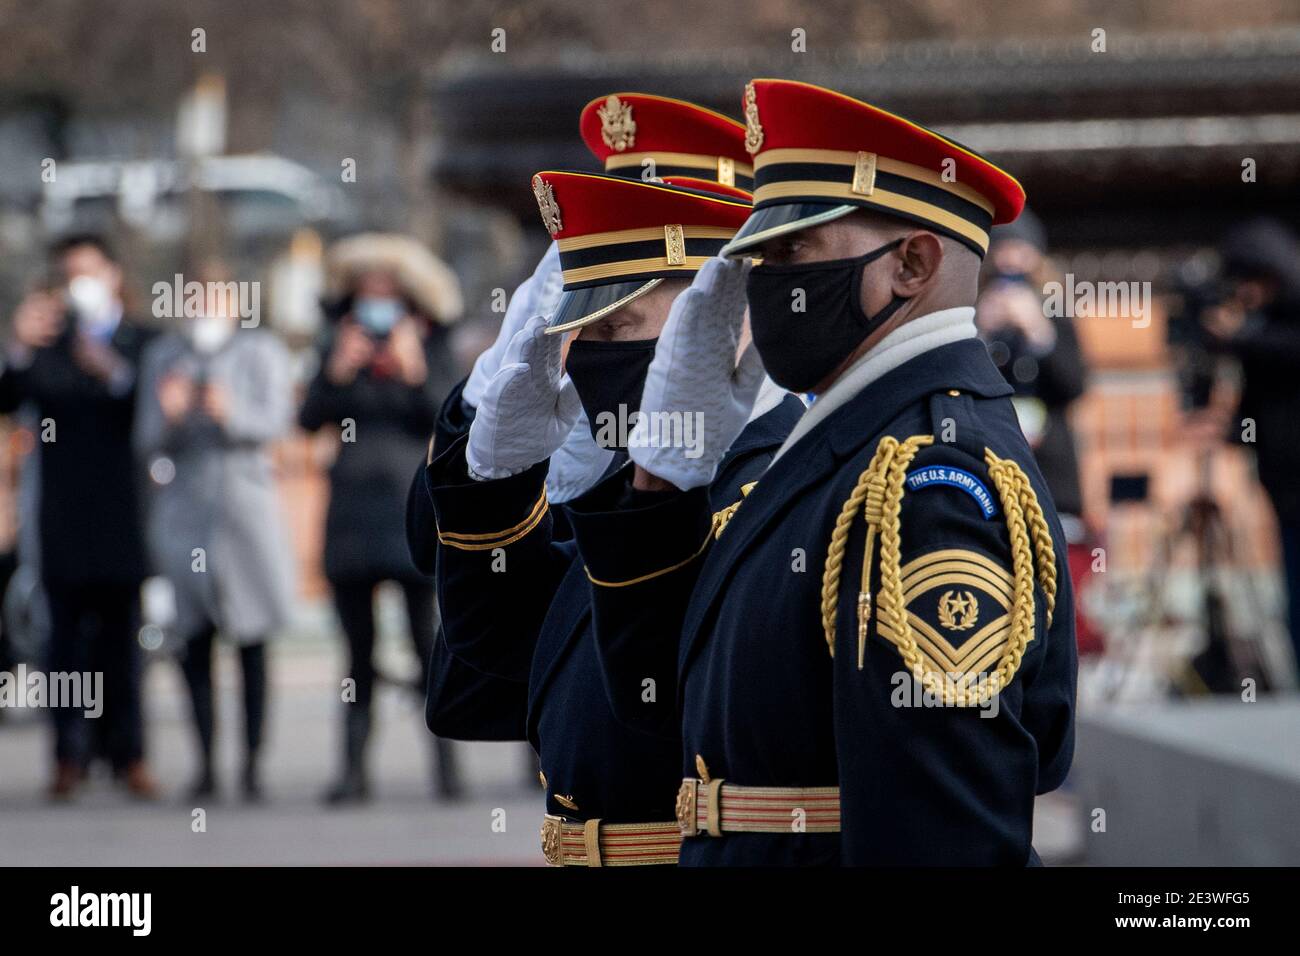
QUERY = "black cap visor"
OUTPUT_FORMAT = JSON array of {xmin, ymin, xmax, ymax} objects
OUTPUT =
[
  {"xmin": 720, "ymin": 202, "xmax": 857, "ymax": 257},
  {"xmin": 544, "ymin": 279, "xmax": 663, "ymax": 335}
]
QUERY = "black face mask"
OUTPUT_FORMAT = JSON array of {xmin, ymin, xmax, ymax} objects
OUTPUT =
[
  {"xmin": 746, "ymin": 238, "xmax": 908, "ymax": 393},
  {"xmin": 564, "ymin": 338, "xmax": 657, "ymax": 452}
]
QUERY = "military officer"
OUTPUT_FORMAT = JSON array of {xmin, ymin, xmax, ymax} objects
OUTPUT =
[
  {"xmin": 423, "ymin": 170, "xmax": 802, "ymax": 866},
  {"xmin": 408, "ymin": 93, "xmax": 769, "ymax": 741},
  {"xmin": 407, "ymin": 92, "xmax": 759, "ymax": 568},
  {"xmin": 567, "ymin": 79, "xmax": 1078, "ymax": 865}
]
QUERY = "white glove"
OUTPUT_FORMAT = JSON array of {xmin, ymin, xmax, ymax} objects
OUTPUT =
[
  {"xmin": 546, "ymin": 409, "xmax": 616, "ymax": 503},
  {"xmin": 463, "ymin": 242, "xmax": 564, "ymax": 409},
  {"xmin": 629, "ymin": 255, "xmax": 766, "ymax": 490},
  {"xmin": 466, "ymin": 313, "xmax": 581, "ymax": 480}
]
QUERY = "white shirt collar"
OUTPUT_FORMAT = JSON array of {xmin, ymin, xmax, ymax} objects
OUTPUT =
[{"xmin": 747, "ymin": 374, "xmax": 801, "ymax": 424}]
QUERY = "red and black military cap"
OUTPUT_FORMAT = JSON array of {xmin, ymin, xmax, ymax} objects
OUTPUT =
[
  {"xmin": 722, "ymin": 79, "xmax": 1026, "ymax": 258},
  {"xmin": 580, "ymin": 93, "xmax": 755, "ymax": 191},
  {"xmin": 529, "ymin": 170, "xmax": 752, "ymax": 334}
]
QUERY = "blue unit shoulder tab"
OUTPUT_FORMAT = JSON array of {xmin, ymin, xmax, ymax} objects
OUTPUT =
[{"xmin": 904, "ymin": 465, "xmax": 999, "ymax": 519}]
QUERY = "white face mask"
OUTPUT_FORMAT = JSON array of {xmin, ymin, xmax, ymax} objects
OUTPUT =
[
  {"xmin": 67, "ymin": 275, "xmax": 115, "ymax": 326},
  {"xmin": 189, "ymin": 314, "xmax": 235, "ymax": 354}
]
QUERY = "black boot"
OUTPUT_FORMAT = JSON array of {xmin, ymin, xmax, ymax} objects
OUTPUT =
[
  {"xmin": 430, "ymin": 735, "xmax": 462, "ymax": 801},
  {"xmin": 242, "ymin": 751, "xmax": 264, "ymax": 803},
  {"xmin": 187, "ymin": 759, "xmax": 217, "ymax": 802},
  {"xmin": 323, "ymin": 707, "xmax": 371, "ymax": 806}
]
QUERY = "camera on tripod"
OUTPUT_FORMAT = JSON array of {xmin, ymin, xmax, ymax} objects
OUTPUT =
[{"xmin": 1164, "ymin": 260, "xmax": 1230, "ymax": 414}]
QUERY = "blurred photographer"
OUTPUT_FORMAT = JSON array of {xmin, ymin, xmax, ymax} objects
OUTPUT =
[
  {"xmin": 976, "ymin": 211, "xmax": 1088, "ymax": 524},
  {"xmin": 0, "ymin": 234, "xmax": 158, "ymax": 799},
  {"xmin": 299, "ymin": 234, "xmax": 463, "ymax": 804},
  {"xmin": 1201, "ymin": 218, "xmax": 1300, "ymax": 671},
  {"xmin": 975, "ymin": 210, "xmax": 1097, "ymax": 652},
  {"xmin": 135, "ymin": 263, "xmax": 296, "ymax": 800}
]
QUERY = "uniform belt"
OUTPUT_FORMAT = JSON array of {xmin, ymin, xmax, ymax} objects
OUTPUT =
[
  {"xmin": 540, "ymin": 815, "xmax": 681, "ymax": 866},
  {"xmin": 675, "ymin": 778, "xmax": 841, "ymax": 837}
]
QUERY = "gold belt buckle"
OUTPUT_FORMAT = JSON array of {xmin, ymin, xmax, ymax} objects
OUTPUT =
[
  {"xmin": 541, "ymin": 814, "xmax": 564, "ymax": 866},
  {"xmin": 675, "ymin": 779, "xmax": 699, "ymax": 837}
]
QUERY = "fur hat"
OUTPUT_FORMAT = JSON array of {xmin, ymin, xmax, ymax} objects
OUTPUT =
[{"xmin": 325, "ymin": 233, "xmax": 464, "ymax": 325}]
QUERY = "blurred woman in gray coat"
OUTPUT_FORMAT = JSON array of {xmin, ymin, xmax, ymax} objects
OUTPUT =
[{"xmin": 135, "ymin": 277, "xmax": 296, "ymax": 800}]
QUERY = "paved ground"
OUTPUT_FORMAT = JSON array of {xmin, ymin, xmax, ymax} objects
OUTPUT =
[
  {"xmin": 0, "ymin": 605, "xmax": 543, "ymax": 866},
  {"xmin": 0, "ymin": 599, "xmax": 1081, "ymax": 866}
]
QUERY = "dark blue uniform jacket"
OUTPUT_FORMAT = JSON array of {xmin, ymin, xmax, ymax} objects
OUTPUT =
[
  {"xmin": 566, "ymin": 339, "xmax": 1077, "ymax": 864},
  {"xmin": 412, "ymin": 382, "xmax": 803, "ymax": 825}
]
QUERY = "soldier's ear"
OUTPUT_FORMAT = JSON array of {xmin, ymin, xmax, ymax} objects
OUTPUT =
[{"xmin": 891, "ymin": 232, "xmax": 944, "ymax": 296}]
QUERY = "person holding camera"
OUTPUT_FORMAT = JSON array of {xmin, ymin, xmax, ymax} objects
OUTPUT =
[
  {"xmin": 1202, "ymin": 218, "xmax": 1300, "ymax": 674},
  {"xmin": 974, "ymin": 211, "xmax": 1098, "ymax": 654},
  {"xmin": 974, "ymin": 209, "xmax": 1088, "ymax": 529},
  {"xmin": 0, "ymin": 234, "xmax": 159, "ymax": 799},
  {"xmin": 134, "ymin": 264, "xmax": 296, "ymax": 801},
  {"xmin": 299, "ymin": 234, "xmax": 463, "ymax": 804}
]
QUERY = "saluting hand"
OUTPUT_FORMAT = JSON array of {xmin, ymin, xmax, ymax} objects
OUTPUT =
[
  {"xmin": 466, "ymin": 313, "xmax": 581, "ymax": 480},
  {"xmin": 630, "ymin": 255, "xmax": 766, "ymax": 491},
  {"xmin": 463, "ymin": 241, "xmax": 564, "ymax": 409}
]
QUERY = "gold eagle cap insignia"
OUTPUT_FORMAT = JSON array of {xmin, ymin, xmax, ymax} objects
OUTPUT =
[
  {"xmin": 532, "ymin": 175, "xmax": 563, "ymax": 237},
  {"xmin": 598, "ymin": 94, "xmax": 636, "ymax": 152},
  {"xmin": 937, "ymin": 590, "xmax": 979, "ymax": 632},
  {"xmin": 743, "ymin": 82, "xmax": 763, "ymax": 155}
]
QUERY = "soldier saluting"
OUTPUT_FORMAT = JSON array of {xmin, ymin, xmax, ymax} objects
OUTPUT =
[
  {"xmin": 567, "ymin": 80, "xmax": 1077, "ymax": 865},
  {"xmin": 417, "ymin": 92, "xmax": 805, "ymax": 867}
]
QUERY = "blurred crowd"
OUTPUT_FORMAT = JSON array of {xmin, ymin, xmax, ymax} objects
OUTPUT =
[
  {"xmin": 1, "ymin": 210, "xmax": 1296, "ymax": 803},
  {"xmin": 0, "ymin": 231, "xmax": 467, "ymax": 803}
]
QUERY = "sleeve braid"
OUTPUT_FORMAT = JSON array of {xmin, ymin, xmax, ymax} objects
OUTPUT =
[
  {"xmin": 820, "ymin": 436, "xmax": 1056, "ymax": 706},
  {"xmin": 874, "ymin": 437, "xmax": 932, "ymax": 685},
  {"xmin": 1022, "ymin": 482, "xmax": 1057, "ymax": 629},
  {"xmin": 820, "ymin": 436, "xmax": 907, "ymax": 657},
  {"xmin": 987, "ymin": 450, "xmax": 1057, "ymax": 630},
  {"xmin": 984, "ymin": 452, "xmax": 1037, "ymax": 699}
]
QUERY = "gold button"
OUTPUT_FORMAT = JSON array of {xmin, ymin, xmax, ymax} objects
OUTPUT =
[{"xmin": 948, "ymin": 389, "xmax": 961, "ymax": 397}]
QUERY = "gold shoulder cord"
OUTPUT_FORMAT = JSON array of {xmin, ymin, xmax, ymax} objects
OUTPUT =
[
  {"xmin": 819, "ymin": 436, "xmax": 1056, "ymax": 706},
  {"xmin": 712, "ymin": 481, "xmax": 757, "ymax": 540},
  {"xmin": 986, "ymin": 448, "xmax": 1057, "ymax": 635}
]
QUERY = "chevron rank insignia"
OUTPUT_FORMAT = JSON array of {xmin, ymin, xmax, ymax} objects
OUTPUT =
[{"xmin": 876, "ymin": 548, "xmax": 1019, "ymax": 695}]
